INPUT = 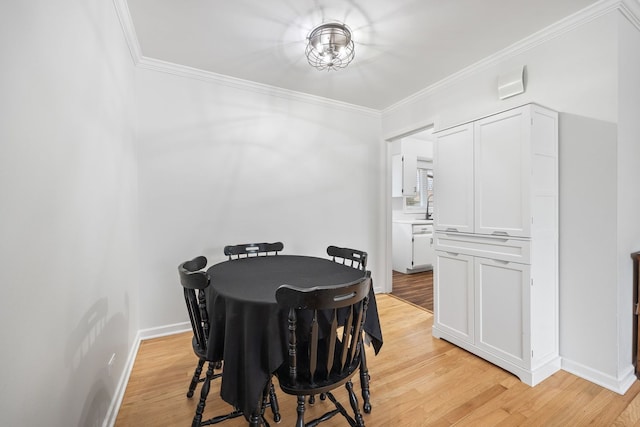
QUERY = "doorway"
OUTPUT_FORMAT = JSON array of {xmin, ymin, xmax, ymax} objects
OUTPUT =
[{"xmin": 387, "ymin": 126, "xmax": 436, "ymax": 312}]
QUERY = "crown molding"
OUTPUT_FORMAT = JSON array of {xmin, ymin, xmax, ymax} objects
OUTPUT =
[
  {"xmin": 111, "ymin": 1, "xmax": 380, "ymax": 117},
  {"xmin": 112, "ymin": 0, "xmax": 638, "ymax": 116},
  {"xmin": 136, "ymin": 56, "xmax": 381, "ymax": 116},
  {"xmin": 383, "ymin": 0, "xmax": 633, "ymax": 115},
  {"xmin": 620, "ymin": 0, "xmax": 640, "ymax": 29},
  {"xmin": 112, "ymin": 0, "xmax": 142, "ymax": 65}
]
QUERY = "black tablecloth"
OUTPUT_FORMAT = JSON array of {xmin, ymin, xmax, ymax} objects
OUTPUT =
[{"xmin": 206, "ymin": 255, "xmax": 383, "ymax": 419}]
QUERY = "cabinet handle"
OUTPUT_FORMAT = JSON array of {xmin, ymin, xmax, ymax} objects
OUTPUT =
[
  {"xmin": 446, "ymin": 228, "xmax": 458, "ymax": 232},
  {"xmin": 446, "ymin": 252, "xmax": 460, "ymax": 256},
  {"xmin": 491, "ymin": 231, "xmax": 510, "ymax": 236}
]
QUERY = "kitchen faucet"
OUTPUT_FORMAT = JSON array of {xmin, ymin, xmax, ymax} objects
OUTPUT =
[{"xmin": 425, "ymin": 193, "xmax": 434, "ymax": 220}]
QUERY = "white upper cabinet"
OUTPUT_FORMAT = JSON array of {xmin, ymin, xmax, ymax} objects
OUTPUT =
[
  {"xmin": 392, "ymin": 143, "xmax": 418, "ymax": 197},
  {"xmin": 402, "ymin": 141, "xmax": 419, "ymax": 197},
  {"xmin": 392, "ymin": 137, "xmax": 433, "ymax": 198},
  {"xmin": 474, "ymin": 107, "xmax": 531, "ymax": 237},
  {"xmin": 434, "ymin": 104, "xmax": 558, "ymax": 238},
  {"xmin": 433, "ymin": 123, "xmax": 474, "ymax": 233}
]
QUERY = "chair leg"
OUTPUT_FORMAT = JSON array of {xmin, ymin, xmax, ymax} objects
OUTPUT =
[
  {"xmin": 248, "ymin": 410, "xmax": 262, "ymax": 427},
  {"xmin": 268, "ymin": 380, "xmax": 281, "ymax": 422},
  {"xmin": 346, "ymin": 381, "xmax": 365, "ymax": 427},
  {"xmin": 187, "ymin": 359, "xmax": 206, "ymax": 398},
  {"xmin": 192, "ymin": 363, "xmax": 214, "ymax": 427},
  {"xmin": 359, "ymin": 350, "xmax": 372, "ymax": 413},
  {"xmin": 296, "ymin": 395, "xmax": 306, "ymax": 427}
]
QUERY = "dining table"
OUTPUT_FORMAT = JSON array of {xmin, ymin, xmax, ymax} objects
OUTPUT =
[{"xmin": 205, "ymin": 254, "xmax": 383, "ymax": 424}]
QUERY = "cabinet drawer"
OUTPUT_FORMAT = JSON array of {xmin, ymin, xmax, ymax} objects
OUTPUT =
[
  {"xmin": 434, "ymin": 232, "xmax": 530, "ymax": 264},
  {"xmin": 413, "ymin": 224, "xmax": 433, "ymax": 234}
]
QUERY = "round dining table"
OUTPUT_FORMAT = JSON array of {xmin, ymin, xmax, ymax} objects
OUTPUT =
[{"xmin": 205, "ymin": 255, "xmax": 383, "ymax": 424}]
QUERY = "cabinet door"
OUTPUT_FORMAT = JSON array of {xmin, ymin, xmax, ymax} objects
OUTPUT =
[
  {"xmin": 392, "ymin": 222, "xmax": 413, "ymax": 273},
  {"xmin": 412, "ymin": 233, "xmax": 432, "ymax": 268},
  {"xmin": 434, "ymin": 251, "xmax": 474, "ymax": 343},
  {"xmin": 474, "ymin": 107, "xmax": 531, "ymax": 237},
  {"xmin": 475, "ymin": 257, "xmax": 530, "ymax": 368},
  {"xmin": 402, "ymin": 152, "xmax": 418, "ymax": 196},
  {"xmin": 433, "ymin": 123, "xmax": 474, "ymax": 233}
]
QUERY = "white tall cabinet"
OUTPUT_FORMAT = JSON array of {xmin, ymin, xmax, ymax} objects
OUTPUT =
[{"xmin": 432, "ymin": 104, "xmax": 559, "ymax": 386}]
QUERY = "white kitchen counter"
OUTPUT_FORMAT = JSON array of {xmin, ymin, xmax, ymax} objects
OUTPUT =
[{"xmin": 392, "ymin": 219, "xmax": 433, "ymax": 225}]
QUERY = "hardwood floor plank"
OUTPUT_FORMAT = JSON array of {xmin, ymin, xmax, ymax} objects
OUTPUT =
[
  {"xmin": 115, "ymin": 295, "xmax": 640, "ymax": 427},
  {"xmin": 391, "ymin": 269, "xmax": 433, "ymax": 311},
  {"xmin": 613, "ymin": 389, "xmax": 640, "ymax": 426}
]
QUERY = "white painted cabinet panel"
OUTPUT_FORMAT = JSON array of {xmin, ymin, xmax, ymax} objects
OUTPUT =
[
  {"xmin": 391, "ymin": 141, "xmax": 420, "ymax": 197},
  {"xmin": 413, "ymin": 233, "xmax": 433, "ymax": 269},
  {"xmin": 475, "ymin": 258, "xmax": 530, "ymax": 368},
  {"xmin": 474, "ymin": 108, "xmax": 531, "ymax": 237},
  {"xmin": 433, "ymin": 123, "xmax": 474, "ymax": 234},
  {"xmin": 434, "ymin": 251, "xmax": 474, "ymax": 344},
  {"xmin": 402, "ymin": 148, "xmax": 418, "ymax": 197}
]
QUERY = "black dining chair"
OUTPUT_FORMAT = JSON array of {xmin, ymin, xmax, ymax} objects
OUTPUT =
[
  {"xmin": 274, "ymin": 276, "xmax": 372, "ymax": 427},
  {"xmin": 326, "ymin": 246, "xmax": 373, "ymax": 413},
  {"xmin": 179, "ymin": 256, "xmax": 280, "ymax": 426},
  {"xmin": 179, "ymin": 256, "xmax": 241, "ymax": 426},
  {"xmin": 224, "ymin": 242, "xmax": 284, "ymax": 259},
  {"xmin": 327, "ymin": 245, "xmax": 367, "ymax": 271}
]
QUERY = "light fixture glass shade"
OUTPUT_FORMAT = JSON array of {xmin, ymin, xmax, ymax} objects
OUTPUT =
[{"xmin": 305, "ymin": 22, "xmax": 355, "ymax": 71}]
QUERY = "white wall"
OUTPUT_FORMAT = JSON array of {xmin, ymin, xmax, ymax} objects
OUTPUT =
[
  {"xmin": 558, "ymin": 114, "xmax": 619, "ymax": 382},
  {"xmin": 0, "ymin": 1, "xmax": 138, "ymax": 425},
  {"xmin": 382, "ymin": 10, "xmax": 639, "ymax": 392},
  {"xmin": 135, "ymin": 69, "xmax": 384, "ymax": 330},
  {"xmin": 617, "ymin": 12, "xmax": 640, "ymax": 382}
]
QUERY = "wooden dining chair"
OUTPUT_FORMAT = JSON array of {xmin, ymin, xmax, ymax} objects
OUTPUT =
[
  {"xmin": 275, "ymin": 276, "xmax": 372, "ymax": 427},
  {"xmin": 326, "ymin": 246, "xmax": 373, "ymax": 413},
  {"xmin": 179, "ymin": 256, "xmax": 280, "ymax": 426},
  {"xmin": 327, "ymin": 245, "xmax": 368, "ymax": 271},
  {"xmin": 179, "ymin": 256, "xmax": 241, "ymax": 426},
  {"xmin": 224, "ymin": 242, "xmax": 284, "ymax": 259}
]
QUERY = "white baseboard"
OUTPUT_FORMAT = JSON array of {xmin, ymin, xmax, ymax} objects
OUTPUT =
[
  {"xmin": 138, "ymin": 321, "xmax": 191, "ymax": 340},
  {"xmin": 102, "ymin": 322, "xmax": 191, "ymax": 427},
  {"xmin": 102, "ymin": 330, "xmax": 142, "ymax": 427},
  {"xmin": 561, "ymin": 358, "xmax": 637, "ymax": 395}
]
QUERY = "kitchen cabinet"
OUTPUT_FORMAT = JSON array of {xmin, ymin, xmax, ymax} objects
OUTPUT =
[
  {"xmin": 434, "ymin": 105, "xmax": 557, "ymax": 238},
  {"xmin": 433, "ymin": 251, "xmax": 474, "ymax": 343},
  {"xmin": 475, "ymin": 256, "xmax": 530, "ymax": 367},
  {"xmin": 432, "ymin": 123, "xmax": 474, "ymax": 233},
  {"xmin": 435, "ymin": 248, "xmax": 533, "ymax": 367},
  {"xmin": 432, "ymin": 104, "xmax": 559, "ymax": 386},
  {"xmin": 392, "ymin": 221, "xmax": 434, "ymax": 273},
  {"xmin": 391, "ymin": 140, "xmax": 420, "ymax": 197}
]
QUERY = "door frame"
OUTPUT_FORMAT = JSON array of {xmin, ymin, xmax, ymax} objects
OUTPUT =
[{"xmin": 383, "ymin": 117, "xmax": 439, "ymax": 294}]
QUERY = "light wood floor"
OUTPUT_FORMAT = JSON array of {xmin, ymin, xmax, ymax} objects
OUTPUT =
[
  {"xmin": 116, "ymin": 295, "xmax": 640, "ymax": 426},
  {"xmin": 391, "ymin": 270, "xmax": 433, "ymax": 312}
]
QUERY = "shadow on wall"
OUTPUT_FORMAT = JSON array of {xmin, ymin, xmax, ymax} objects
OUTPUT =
[{"xmin": 62, "ymin": 295, "xmax": 130, "ymax": 427}]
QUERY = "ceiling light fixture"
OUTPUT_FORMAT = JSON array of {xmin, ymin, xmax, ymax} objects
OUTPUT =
[{"xmin": 305, "ymin": 22, "xmax": 355, "ymax": 71}]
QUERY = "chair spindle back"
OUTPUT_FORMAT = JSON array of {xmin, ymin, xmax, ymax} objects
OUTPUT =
[{"xmin": 224, "ymin": 242, "xmax": 284, "ymax": 260}]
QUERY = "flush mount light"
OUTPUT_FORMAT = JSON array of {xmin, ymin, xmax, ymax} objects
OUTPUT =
[{"xmin": 305, "ymin": 22, "xmax": 355, "ymax": 71}]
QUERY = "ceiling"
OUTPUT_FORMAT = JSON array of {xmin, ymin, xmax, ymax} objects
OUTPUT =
[{"xmin": 126, "ymin": 0, "xmax": 600, "ymax": 110}]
